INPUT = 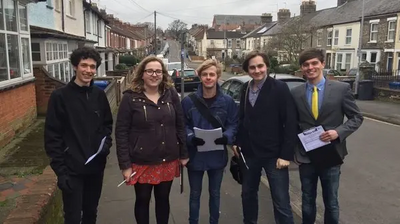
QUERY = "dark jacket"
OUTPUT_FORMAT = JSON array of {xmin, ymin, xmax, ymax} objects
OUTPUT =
[
  {"xmin": 115, "ymin": 87, "xmax": 188, "ymax": 170},
  {"xmin": 181, "ymin": 85, "xmax": 238, "ymax": 171},
  {"xmin": 44, "ymin": 76, "xmax": 113, "ymax": 176},
  {"xmin": 235, "ymin": 76, "xmax": 298, "ymax": 161}
]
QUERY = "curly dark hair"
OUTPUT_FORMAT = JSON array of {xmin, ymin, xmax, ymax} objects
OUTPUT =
[
  {"xmin": 242, "ymin": 51, "xmax": 270, "ymax": 73},
  {"xmin": 70, "ymin": 46, "xmax": 102, "ymax": 68}
]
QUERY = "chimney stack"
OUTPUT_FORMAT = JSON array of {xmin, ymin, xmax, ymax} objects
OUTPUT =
[
  {"xmin": 277, "ymin": 9, "xmax": 291, "ymax": 23},
  {"xmin": 300, "ymin": 0, "xmax": 316, "ymax": 16},
  {"xmin": 261, "ymin": 13, "xmax": 273, "ymax": 24}
]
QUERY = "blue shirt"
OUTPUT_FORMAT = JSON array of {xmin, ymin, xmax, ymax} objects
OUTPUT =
[
  {"xmin": 306, "ymin": 77, "xmax": 325, "ymax": 110},
  {"xmin": 248, "ymin": 77, "xmax": 267, "ymax": 106}
]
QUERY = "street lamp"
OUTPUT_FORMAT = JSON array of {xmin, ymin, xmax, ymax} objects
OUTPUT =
[{"xmin": 355, "ymin": 0, "xmax": 365, "ymax": 97}]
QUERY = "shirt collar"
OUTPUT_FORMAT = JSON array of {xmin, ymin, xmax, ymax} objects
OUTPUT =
[
  {"xmin": 250, "ymin": 75, "xmax": 267, "ymax": 91},
  {"xmin": 306, "ymin": 77, "xmax": 326, "ymax": 91}
]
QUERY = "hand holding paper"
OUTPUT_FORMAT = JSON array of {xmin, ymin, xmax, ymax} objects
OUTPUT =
[{"xmin": 298, "ymin": 126, "xmax": 331, "ymax": 152}]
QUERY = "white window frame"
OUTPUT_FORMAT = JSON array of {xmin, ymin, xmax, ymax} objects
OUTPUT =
[
  {"xmin": 327, "ymin": 30, "xmax": 333, "ymax": 46},
  {"xmin": 0, "ymin": 2, "xmax": 34, "ymax": 88},
  {"xmin": 369, "ymin": 23, "xmax": 378, "ymax": 42},
  {"xmin": 387, "ymin": 20, "xmax": 396, "ymax": 42},
  {"xmin": 54, "ymin": 0, "xmax": 60, "ymax": 11},
  {"xmin": 316, "ymin": 30, "xmax": 322, "ymax": 46},
  {"xmin": 336, "ymin": 53, "xmax": 343, "ymax": 70},
  {"xmin": 85, "ymin": 11, "xmax": 91, "ymax": 33},
  {"xmin": 67, "ymin": 0, "xmax": 75, "ymax": 17},
  {"xmin": 345, "ymin": 28, "xmax": 352, "ymax": 45},
  {"xmin": 227, "ymin": 39, "xmax": 232, "ymax": 48},
  {"xmin": 345, "ymin": 53, "xmax": 352, "ymax": 71},
  {"xmin": 333, "ymin": 30, "xmax": 339, "ymax": 46}
]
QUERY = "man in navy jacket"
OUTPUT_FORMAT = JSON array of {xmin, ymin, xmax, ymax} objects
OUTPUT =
[
  {"xmin": 181, "ymin": 59, "xmax": 238, "ymax": 224},
  {"xmin": 235, "ymin": 51, "xmax": 298, "ymax": 224}
]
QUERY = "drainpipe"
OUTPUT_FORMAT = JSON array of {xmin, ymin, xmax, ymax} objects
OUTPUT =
[
  {"xmin": 61, "ymin": 0, "xmax": 65, "ymax": 32},
  {"xmin": 97, "ymin": 18, "xmax": 101, "ymax": 45}
]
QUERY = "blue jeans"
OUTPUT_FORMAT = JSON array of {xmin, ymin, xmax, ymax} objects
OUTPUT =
[
  {"xmin": 188, "ymin": 168, "xmax": 224, "ymax": 224},
  {"xmin": 299, "ymin": 164, "xmax": 341, "ymax": 224},
  {"xmin": 241, "ymin": 157, "xmax": 294, "ymax": 224}
]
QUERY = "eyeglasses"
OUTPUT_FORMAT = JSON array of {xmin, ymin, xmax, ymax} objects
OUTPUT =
[{"xmin": 144, "ymin": 69, "xmax": 163, "ymax": 76}]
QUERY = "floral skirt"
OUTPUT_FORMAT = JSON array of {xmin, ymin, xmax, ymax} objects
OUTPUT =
[{"xmin": 126, "ymin": 159, "xmax": 180, "ymax": 185}]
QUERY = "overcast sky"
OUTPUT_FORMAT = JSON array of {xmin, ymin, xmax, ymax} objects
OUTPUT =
[{"xmin": 95, "ymin": 0, "xmax": 338, "ymax": 29}]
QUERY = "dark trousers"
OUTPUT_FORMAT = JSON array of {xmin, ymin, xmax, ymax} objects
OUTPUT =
[
  {"xmin": 299, "ymin": 164, "xmax": 341, "ymax": 224},
  {"xmin": 61, "ymin": 172, "xmax": 104, "ymax": 224},
  {"xmin": 134, "ymin": 180, "xmax": 173, "ymax": 224},
  {"xmin": 241, "ymin": 157, "xmax": 294, "ymax": 224},
  {"xmin": 188, "ymin": 168, "xmax": 224, "ymax": 224}
]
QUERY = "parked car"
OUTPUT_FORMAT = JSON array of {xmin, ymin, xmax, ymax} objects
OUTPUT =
[
  {"xmin": 171, "ymin": 68, "xmax": 201, "ymax": 92},
  {"xmin": 220, "ymin": 74, "xmax": 306, "ymax": 104},
  {"xmin": 323, "ymin": 69, "xmax": 342, "ymax": 77},
  {"xmin": 166, "ymin": 62, "xmax": 187, "ymax": 76}
]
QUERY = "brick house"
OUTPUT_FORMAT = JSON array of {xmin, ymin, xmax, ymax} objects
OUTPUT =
[
  {"xmin": 0, "ymin": 0, "xmax": 46, "ymax": 148},
  {"xmin": 361, "ymin": 3, "xmax": 399, "ymax": 72}
]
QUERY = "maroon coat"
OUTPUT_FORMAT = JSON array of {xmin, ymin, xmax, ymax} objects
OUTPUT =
[{"xmin": 115, "ymin": 87, "xmax": 188, "ymax": 170}]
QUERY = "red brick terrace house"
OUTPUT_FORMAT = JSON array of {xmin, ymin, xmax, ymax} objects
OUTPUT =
[{"xmin": 0, "ymin": 0, "xmax": 47, "ymax": 148}]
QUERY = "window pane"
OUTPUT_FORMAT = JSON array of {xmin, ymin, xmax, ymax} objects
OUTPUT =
[
  {"xmin": 53, "ymin": 43, "xmax": 58, "ymax": 60},
  {"xmin": 7, "ymin": 34, "xmax": 20, "ymax": 79},
  {"xmin": 60, "ymin": 62, "xmax": 65, "ymax": 81},
  {"xmin": 19, "ymin": 5, "xmax": 28, "ymax": 31},
  {"xmin": 48, "ymin": 64, "xmax": 54, "ymax": 77},
  {"xmin": 0, "ymin": 0, "xmax": 4, "ymax": 30},
  {"xmin": 54, "ymin": 63, "xmax": 59, "ymax": 79},
  {"xmin": 59, "ymin": 43, "xmax": 63, "ymax": 59},
  {"xmin": 0, "ymin": 34, "xmax": 8, "ymax": 81},
  {"xmin": 21, "ymin": 38, "xmax": 31, "ymax": 74},
  {"xmin": 4, "ymin": 0, "xmax": 17, "ymax": 32}
]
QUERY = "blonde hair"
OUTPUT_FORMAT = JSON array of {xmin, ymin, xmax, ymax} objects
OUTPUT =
[
  {"xmin": 131, "ymin": 56, "xmax": 173, "ymax": 92},
  {"xmin": 196, "ymin": 59, "xmax": 222, "ymax": 78}
]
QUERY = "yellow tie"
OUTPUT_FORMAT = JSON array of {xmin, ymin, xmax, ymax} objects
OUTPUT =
[{"xmin": 312, "ymin": 86, "xmax": 318, "ymax": 119}]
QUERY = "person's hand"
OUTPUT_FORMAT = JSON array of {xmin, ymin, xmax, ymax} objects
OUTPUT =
[
  {"xmin": 180, "ymin": 158, "xmax": 189, "ymax": 166},
  {"xmin": 214, "ymin": 135, "xmax": 228, "ymax": 145},
  {"xmin": 57, "ymin": 175, "xmax": 73, "ymax": 193},
  {"xmin": 192, "ymin": 137, "xmax": 205, "ymax": 146},
  {"xmin": 231, "ymin": 145, "xmax": 239, "ymax": 157},
  {"xmin": 276, "ymin": 158, "xmax": 290, "ymax": 169},
  {"xmin": 320, "ymin": 130, "xmax": 338, "ymax": 142},
  {"xmin": 122, "ymin": 168, "xmax": 133, "ymax": 182}
]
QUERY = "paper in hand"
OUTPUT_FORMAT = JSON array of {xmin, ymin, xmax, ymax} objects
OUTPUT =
[{"xmin": 85, "ymin": 136, "xmax": 107, "ymax": 165}]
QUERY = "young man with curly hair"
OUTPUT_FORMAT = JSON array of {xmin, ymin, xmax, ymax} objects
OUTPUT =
[{"xmin": 44, "ymin": 46, "xmax": 113, "ymax": 224}]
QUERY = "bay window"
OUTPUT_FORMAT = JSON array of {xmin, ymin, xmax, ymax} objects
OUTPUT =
[{"xmin": 0, "ymin": 0, "xmax": 32, "ymax": 87}]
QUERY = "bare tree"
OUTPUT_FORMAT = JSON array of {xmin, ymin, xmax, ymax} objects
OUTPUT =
[
  {"xmin": 266, "ymin": 17, "xmax": 317, "ymax": 64},
  {"xmin": 167, "ymin": 20, "xmax": 187, "ymax": 39}
]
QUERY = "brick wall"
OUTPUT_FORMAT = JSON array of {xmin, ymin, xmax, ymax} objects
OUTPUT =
[
  {"xmin": 0, "ymin": 81, "xmax": 37, "ymax": 148},
  {"xmin": 33, "ymin": 66, "xmax": 66, "ymax": 116}
]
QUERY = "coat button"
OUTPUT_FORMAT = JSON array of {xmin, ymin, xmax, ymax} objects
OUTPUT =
[
  {"xmin": 161, "ymin": 101, "xmax": 164, "ymax": 103},
  {"xmin": 163, "ymin": 159, "xmax": 166, "ymax": 162},
  {"xmin": 161, "ymin": 124, "xmax": 164, "ymax": 126},
  {"xmin": 158, "ymin": 107, "xmax": 161, "ymax": 109},
  {"xmin": 161, "ymin": 142, "xmax": 165, "ymax": 144},
  {"xmin": 133, "ymin": 99, "xmax": 136, "ymax": 101},
  {"xmin": 177, "ymin": 142, "xmax": 179, "ymax": 144},
  {"xmin": 140, "ymin": 147, "xmax": 143, "ymax": 150}
]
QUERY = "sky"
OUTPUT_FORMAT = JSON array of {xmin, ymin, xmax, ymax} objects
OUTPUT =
[{"xmin": 94, "ymin": 0, "xmax": 338, "ymax": 30}]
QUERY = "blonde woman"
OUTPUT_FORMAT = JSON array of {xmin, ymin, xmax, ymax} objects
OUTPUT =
[{"xmin": 115, "ymin": 56, "xmax": 189, "ymax": 224}]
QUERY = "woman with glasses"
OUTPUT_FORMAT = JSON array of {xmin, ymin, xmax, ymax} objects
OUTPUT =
[{"xmin": 115, "ymin": 56, "xmax": 189, "ymax": 224}]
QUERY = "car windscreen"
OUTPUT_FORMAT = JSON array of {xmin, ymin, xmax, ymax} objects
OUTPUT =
[
  {"xmin": 183, "ymin": 70, "xmax": 196, "ymax": 77},
  {"xmin": 168, "ymin": 64, "xmax": 181, "ymax": 70},
  {"xmin": 282, "ymin": 79, "xmax": 305, "ymax": 89}
]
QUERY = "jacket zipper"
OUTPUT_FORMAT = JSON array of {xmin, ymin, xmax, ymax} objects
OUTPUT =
[
  {"xmin": 143, "ymin": 105, "xmax": 148, "ymax": 121},
  {"xmin": 166, "ymin": 102, "xmax": 171, "ymax": 115}
]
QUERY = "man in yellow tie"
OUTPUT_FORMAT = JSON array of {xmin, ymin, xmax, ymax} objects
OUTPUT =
[{"xmin": 291, "ymin": 48, "xmax": 363, "ymax": 224}]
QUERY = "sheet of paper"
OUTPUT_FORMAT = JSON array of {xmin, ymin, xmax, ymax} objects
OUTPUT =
[
  {"xmin": 85, "ymin": 136, "xmax": 107, "ymax": 165},
  {"xmin": 193, "ymin": 127, "xmax": 224, "ymax": 152},
  {"xmin": 297, "ymin": 126, "xmax": 330, "ymax": 152}
]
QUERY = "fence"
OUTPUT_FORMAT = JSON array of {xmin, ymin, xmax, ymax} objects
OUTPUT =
[{"xmin": 371, "ymin": 70, "xmax": 400, "ymax": 89}]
